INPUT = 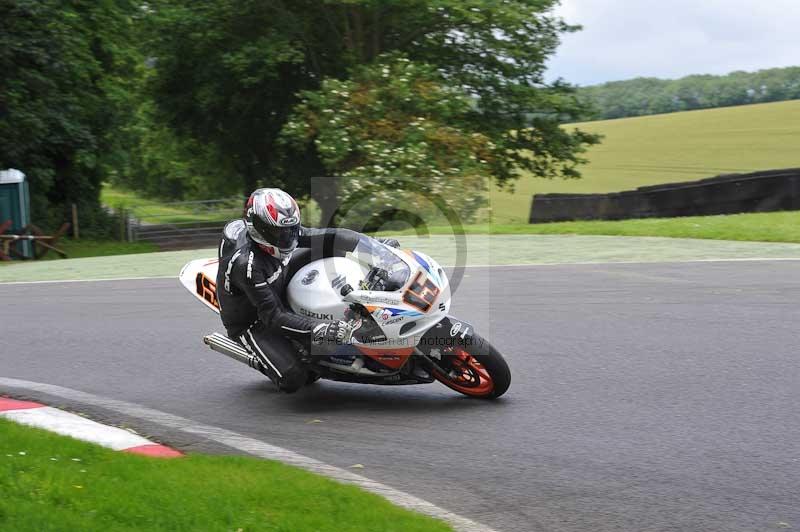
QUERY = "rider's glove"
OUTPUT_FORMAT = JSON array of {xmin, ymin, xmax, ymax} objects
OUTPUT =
[
  {"xmin": 312, "ymin": 320, "xmax": 361, "ymax": 346},
  {"xmin": 377, "ymin": 237, "xmax": 400, "ymax": 248}
]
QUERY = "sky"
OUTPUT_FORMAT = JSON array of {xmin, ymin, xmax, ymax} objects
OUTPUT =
[{"xmin": 546, "ymin": 0, "xmax": 800, "ymax": 86}]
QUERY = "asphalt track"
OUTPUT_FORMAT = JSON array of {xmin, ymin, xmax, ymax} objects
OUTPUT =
[{"xmin": 2, "ymin": 260, "xmax": 799, "ymax": 531}]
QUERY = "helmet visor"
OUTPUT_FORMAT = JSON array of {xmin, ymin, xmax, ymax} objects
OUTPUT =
[{"xmin": 251, "ymin": 218, "xmax": 300, "ymax": 251}]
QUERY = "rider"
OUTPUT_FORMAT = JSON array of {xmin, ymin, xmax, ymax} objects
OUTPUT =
[{"xmin": 216, "ymin": 187, "xmax": 397, "ymax": 393}]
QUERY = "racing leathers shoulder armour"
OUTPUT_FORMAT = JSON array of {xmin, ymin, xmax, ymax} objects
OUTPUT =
[{"xmin": 216, "ymin": 219, "xmax": 360, "ymax": 340}]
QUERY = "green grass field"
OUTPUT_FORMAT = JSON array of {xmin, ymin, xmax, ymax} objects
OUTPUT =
[
  {"xmin": 0, "ymin": 417, "xmax": 449, "ymax": 532},
  {"xmin": 101, "ymin": 186, "xmax": 243, "ymax": 224},
  {"xmin": 101, "ymin": 184, "xmax": 322, "ymax": 225},
  {"xmin": 490, "ymin": 99, "xmax": 800, "ymax": 223}
]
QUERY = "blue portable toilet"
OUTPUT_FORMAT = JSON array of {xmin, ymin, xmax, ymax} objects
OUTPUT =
[{"xmin": 0, "ymin": 168, "xmax": 32, "ymax": 258}]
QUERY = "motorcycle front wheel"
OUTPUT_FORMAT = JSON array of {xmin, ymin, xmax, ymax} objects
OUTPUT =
[{"xmin": 432, "ymin": 332, "xmax": 511, "ymax": 399}]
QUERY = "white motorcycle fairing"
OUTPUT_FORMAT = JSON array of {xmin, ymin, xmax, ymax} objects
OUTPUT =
[
  {"xmin": 179, "ymin": 258, "xmax": 221, "ymax": 314},
  {"xmin": 287, "ymin": 246, "xmax": 451, "ymax": 349}
]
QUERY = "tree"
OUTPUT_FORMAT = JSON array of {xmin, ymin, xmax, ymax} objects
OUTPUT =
[
  {"xmin": 579, "ymin": 66, "xmax": 800, "ymax": 121},
  {"xmin": 114, "ymin": 95, "xmax": 238, "ymax": 201},
  {"xmin": 147, "ymin": 0, "xmax": 599, "ymax": 224},
  {"xmin": 0, "ymin": 0, "xmax": 141, "ymax": 235},
  {"xmin": 282, "ymin": 55, "xmax": 492, "ymax": 226}
]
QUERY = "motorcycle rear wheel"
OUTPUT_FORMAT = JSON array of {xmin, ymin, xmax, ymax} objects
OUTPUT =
[{"xmin": 432, "ymin": 333, "xmax": 510, "ymax": 399}]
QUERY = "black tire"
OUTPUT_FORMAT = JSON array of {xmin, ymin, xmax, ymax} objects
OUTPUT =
[{"xmin": 434, "ymin": 332, "xmax": 511, "ymax": 399}]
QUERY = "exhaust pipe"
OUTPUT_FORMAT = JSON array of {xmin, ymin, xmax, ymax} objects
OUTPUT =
[{"xmin": 203, "ymin": 332, "xmax": 263, "ymax": 372}]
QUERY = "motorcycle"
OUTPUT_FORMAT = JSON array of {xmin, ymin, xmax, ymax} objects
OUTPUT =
[{"xmin": 179, "ymin": 236, "xmax": 510, "ymax": 399}]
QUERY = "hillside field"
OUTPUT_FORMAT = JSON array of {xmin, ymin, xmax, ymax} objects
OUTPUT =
[{"xmin": 490, "ymin": 99, "xmax": 800, "ymax": 224}]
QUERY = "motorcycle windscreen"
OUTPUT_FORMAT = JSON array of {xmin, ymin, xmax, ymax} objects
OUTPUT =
[{"xmin": 350, "ymin": 236, "xmax": 411, "ymax": 291}]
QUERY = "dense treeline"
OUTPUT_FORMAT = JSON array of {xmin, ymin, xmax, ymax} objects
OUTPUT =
[
  {"xmin": 578, "ymin": 67, "xmax": 800, "ymax": 121},
  {"xmin": 0, "ymin": 0, "xmax": 142, "ymax": 237},
  {"xmin": 1, "ymin": 1, "xmax": 600, "ymax": 232},
  {"xmin": 141, "ymin": 0, "xmax": 600, "ymax": 226}
]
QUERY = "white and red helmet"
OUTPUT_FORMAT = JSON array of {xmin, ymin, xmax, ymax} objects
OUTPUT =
[{"xmin": 244, "ymin": 188, "xmax": 301, "ymax": 259}]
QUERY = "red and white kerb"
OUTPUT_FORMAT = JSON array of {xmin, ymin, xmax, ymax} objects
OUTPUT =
[{"xmin": 0, "ymin": 397, "xmax": 182, "ymax": 458}]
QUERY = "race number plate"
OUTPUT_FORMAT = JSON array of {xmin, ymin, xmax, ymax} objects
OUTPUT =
[
  {"xmin": 196, "ymin": 272, "xmax": 220, "ymax": 310},
  {"xmin": 402, "ymin": 271, "xmax": 440, "ymax": 312}
]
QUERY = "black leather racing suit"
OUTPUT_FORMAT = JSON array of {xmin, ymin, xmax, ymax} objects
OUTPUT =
[{"xmin": 216, "ymin": 219, "xmax": 360, "ymax": 392}]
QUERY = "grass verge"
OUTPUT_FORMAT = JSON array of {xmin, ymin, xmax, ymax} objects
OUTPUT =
[
  {"xmin": 0, "ymin": 239, "xmax": 157, "ymax": 264},
  {"xmin": 5, "ymin": 235, "xmax": 800, "ymax": 284},
  {"xmin": 3, "ymin": 210, "xmax": 795, "ymax": 266},
  {"xmin": 383, "ymin": 211, "xmax": 800, "ymax": 244},
  {"xmin": 0, "ymin": 417, "xmax": 450, "ymax": 532}
]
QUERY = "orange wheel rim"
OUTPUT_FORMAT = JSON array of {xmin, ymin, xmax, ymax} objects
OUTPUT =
[{"xmin": 436, "ymin": 349, "xmax": 494, "ymax": 396}]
